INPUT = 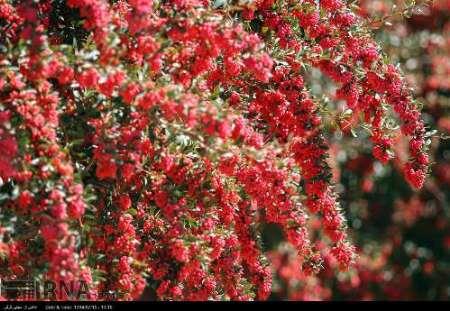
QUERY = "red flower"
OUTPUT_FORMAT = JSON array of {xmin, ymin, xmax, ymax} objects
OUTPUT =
[
  {"xmin": 121, "ymin": 83, "xmax": 141, "ymax": 104},
  {"xmin": 96, "ymin": 158, "xmax": 117, "ymax": 180},
  {"xmin": 320, "ymin": 0, "xmax": 343, "ymax": 11},
  {"xmin": 118, "ymin": 194, "xmax": 132, "ymax": 211},
  {"xmin": 17, "ymin": 191, "xmax": 33, "ymax": 209},
  {"xmin": 57, "ymin": 66, "xmax": 74, "ymax": 85},
  {"xmin": 78, "ymin": 68, "xmax": 100, "ymax": 89},
  {"xmin": 404, "ymin": 163, "xmax": 426, "ymax": 189}
]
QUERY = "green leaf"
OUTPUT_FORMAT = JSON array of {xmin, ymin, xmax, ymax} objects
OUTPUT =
[{"xmin": 128, "ymin": 208, "xmax": 137, "ymax": 216}]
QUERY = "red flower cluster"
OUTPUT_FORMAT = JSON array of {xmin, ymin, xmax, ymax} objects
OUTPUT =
[{"xmin": 0, "ymin": 0, "xmax": 430, "ymax": 301}]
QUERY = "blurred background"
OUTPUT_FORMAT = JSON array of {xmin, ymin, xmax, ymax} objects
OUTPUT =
[{"xmin": 265, "ymin": 0, "xmax": 450, "ymax": 300}]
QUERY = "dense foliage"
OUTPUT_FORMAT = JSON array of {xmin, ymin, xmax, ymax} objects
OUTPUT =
[{"xmin": 0, "ymin": 0, "xmax": 439, "ymax": 301}]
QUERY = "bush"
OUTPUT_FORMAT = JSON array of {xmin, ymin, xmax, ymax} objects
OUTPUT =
[{"xmin": 0, "ymin": 0, "xmax": 439, "ymax": 301}]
